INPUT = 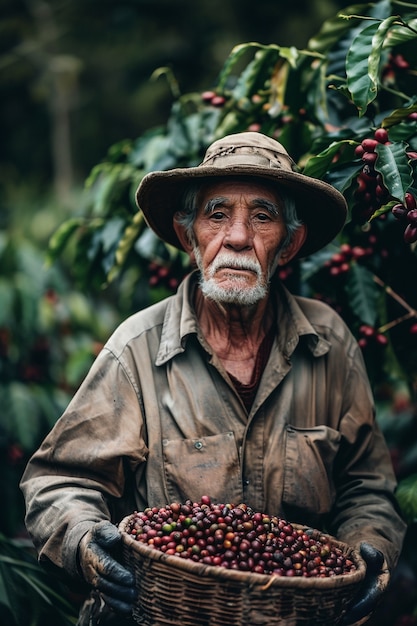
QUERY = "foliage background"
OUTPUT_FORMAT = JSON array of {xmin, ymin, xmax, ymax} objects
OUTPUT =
[{"xmin": 1, "ymin": 0, "xmax": 417, "ymax": 625}]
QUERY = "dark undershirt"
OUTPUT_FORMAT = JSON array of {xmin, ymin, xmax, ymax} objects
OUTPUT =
[{"xmin": 227, "ymin": 325, "xmax": 275, "ymax": 412}]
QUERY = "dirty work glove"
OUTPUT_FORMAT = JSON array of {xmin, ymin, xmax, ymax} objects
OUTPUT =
[
  {"xmin": 341, "ymin": 542, "xmax": 389, "ymax": 626},
  {"xmin": 78, "ymin": 520, "xmax": 136, "ymax": 615}
]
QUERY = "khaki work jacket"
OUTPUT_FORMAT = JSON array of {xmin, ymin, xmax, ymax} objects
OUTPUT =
[{"xmin": 20, "ymin": 272, "xmax": 406, "ymax": 580}]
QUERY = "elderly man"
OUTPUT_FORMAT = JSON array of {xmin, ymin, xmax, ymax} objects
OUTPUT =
[{"xmin": 21, "ymin": 132, "xmax": 406, "ymax": 625}]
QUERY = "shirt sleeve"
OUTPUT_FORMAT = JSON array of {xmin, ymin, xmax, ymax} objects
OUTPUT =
[
  {"xmin": 20, "ymin": 348, "xmax": 148, "ymax": 579},
  {"xmin": 327, "ymin": 341, "xmax": 407, "ymax": 571}
]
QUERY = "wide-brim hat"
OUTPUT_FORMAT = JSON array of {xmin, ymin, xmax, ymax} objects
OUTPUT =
[{"xmin": 135, "ymin": 131, "xmax": 347, "ymax": 258}]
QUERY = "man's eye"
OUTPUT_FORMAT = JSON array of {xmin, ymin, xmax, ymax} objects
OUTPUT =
[
  {"xmin": 255, "ymin": 213, "xmax": 271, "ymax": 222},
  {"xmin": 210, "ymin": 212, "xmax": 225, "ymax": 220}
]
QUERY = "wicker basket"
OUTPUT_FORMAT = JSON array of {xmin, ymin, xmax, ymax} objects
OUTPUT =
[{"xmin": 119, "ymin": 515, "xmax": 366, "ymax": 626}]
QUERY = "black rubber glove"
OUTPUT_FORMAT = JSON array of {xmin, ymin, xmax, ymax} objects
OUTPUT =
[
  {"xmin": 341, "ymin": 542, "xmax": 389, "ymax": 626},
  {"xmin": 78, "ymin": 520, "xmax": 136, "ymax": 615}
]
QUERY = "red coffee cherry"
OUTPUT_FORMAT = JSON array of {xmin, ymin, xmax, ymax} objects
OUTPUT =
[
  {"xmin": 201, "ymin": 91, "xmax": 216, "ymax": 103},
  {"xmin": 374, "ymin": 128, "xmax": 389, "ymax": 143},
  {"xmin": 392, "ymin": 203, "xmax": 409, "ymax": 221},
  {"xmin": 211, "ymin": 95, "xmax": 226, "ymax": 107},
  {"xmin": 361, "ymin": 138, "xmax": 379, "ymax": 152},
  {"xmin": 405, "ymin": 192, "xmax": 417, "ymax": 210},
  {"xmin": 404, "ymin": 223, "xmax": 417, "ymax": 244},
  {"xmin": 361, "ymin": 151, "xmax": 378, "ymax": 165}
]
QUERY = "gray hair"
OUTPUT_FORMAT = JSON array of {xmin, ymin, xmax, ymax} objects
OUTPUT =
[{"xmin": 174, "ymin": 178, "xmax": 303, "ymax": 253}]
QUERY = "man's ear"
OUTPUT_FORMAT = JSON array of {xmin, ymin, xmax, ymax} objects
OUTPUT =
[
  {"xmin": 277, "ymin": 224, "xmax": 307, "ymax": 266},
  {"xmin": 173, "ymin": 214, "xmax": 195, "ymax": 256}
]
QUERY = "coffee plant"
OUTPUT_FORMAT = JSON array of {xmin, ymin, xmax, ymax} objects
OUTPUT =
[
  {"xmin": 0, "ymin": 223, "xmax": 118, "ymax": 624},
  {"xmin": 0, "ymin": 533, "xmax": 78, "ymax": 626},
  {"xmin": 44, "ymin": 1, "xmax": 417, "ymax": 623}
]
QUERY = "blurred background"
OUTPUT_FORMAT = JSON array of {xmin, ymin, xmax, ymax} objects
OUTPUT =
[{"xmin": 1, "ymin": 0, "xmax": 347, "ymax": 198}]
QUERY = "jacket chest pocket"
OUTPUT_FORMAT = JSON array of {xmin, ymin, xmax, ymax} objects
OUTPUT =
[
  {"xmin": 282, "ymin": 425, "xmax": 341, "ymax": 516},
  {"xmin": 162, "ymin": 431, "xmax": 242, "ymax": 504}
]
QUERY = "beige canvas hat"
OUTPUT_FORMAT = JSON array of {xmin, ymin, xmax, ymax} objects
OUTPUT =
[{"xmin": 135, "ymin": 131, "xmax": 347, "ymax": 258}]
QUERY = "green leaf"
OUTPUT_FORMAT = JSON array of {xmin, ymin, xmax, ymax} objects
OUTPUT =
[
  {"xmin": 14, "ymin": 273, "xmax": 41, "ymax": 337},
  {"xmin": 214, "ymin": 110, "xmax": 245, "ymax": 138},
  {"xmin": 346, "ymin": 21, "xmax": 381, "ymax": 115},
  {"xmin": 381, "ymin": 102, "xmax": 417, "ymax": 130},
  {"xmin": 278, "ymin": 46, "xmax": 300, "ymax": 69},
  {"xmin": 326, "ymin": 163, "xmax": 363, "ymax": 195},
  {"xmin": 0, "ymin": 279, "xmax": 14, "ymax": 325},
  {"xmin": 6, "ymin": 382, "xmax": 41, "ymax": 451},
  {"xmin": 384, "ymin": 15, "xmax": 417, "ymax": 47},
  {"xmin": 31, "ymin": 386, "xmax": 69, "ymax": 430},
  {"xmin": 346, "ymin": 15, "xmax": 399, "ymax": 116},
  {"xmin": 230, "ymin": 48, "xmax": 280, "ymax": 103},
  {"xmin": 305, "ymin": 60, "xmax": 331, "ymax": 126},
  {"xmin": 217, "ymin": 42, "xmax": 264, "ymax": 92},
  {"xmin": 307, "ymin": 4, "xmax": 366, "ymax": 53},
  {"xmin": 0, "ymin": 561, "xmax": 14, "ymax": 616},
  {"xmin": 115, "ymin": 212, "xmax": 144, "ymax": 265},
  {"xmin": 374, "ymin": 142, "xmax": 413, "ymax": 203},
  {"xmin": 99, "ymin": 217, "xmax": 126, "ymax": 254},
  {"xmin": 368, "ymin": 16, "xmax": 399, "ymax": 84},
  {"xmin": 396, "ymin": 473, "xmax": 417, "ymax": 524},
  {"xmin": 129, "ymin": 129, "xmax": 172, "ymax": 170},
  {"xmin": 45, "ymin": 218, "xmax": 85, "ymax": 266},
  {"xmin": 0, "ymin": 538, "xmax": 78, "ymax": 624},
  {"xmin": 303, "ymin": 140, "xmax": 357, "ymax": 179},
  {"xmin": 65, "ymin": 347, "xmax": 95, "ymax": 388},
  {"xmin": 369, "ymin": 199, "xmax": 398, "ymax": 220},
  {"xmin": 89, "ymin": 164, "xmax": 135, "ymax": 217},
  {"xmin": 345, "ymin": 263, "xmax": 379, "ymax": 327}
]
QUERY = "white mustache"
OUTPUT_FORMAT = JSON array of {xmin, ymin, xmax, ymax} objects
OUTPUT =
[{"xmin": 208, "ymin": 254, "xmax": 262, "ymax": 278}]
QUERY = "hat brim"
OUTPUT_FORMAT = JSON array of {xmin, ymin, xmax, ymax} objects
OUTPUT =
[{"xmin": 135, "ymin": 164, "xmax": 347, "ymax": 258}]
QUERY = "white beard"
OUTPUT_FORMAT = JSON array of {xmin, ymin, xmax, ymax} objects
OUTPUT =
[{"xmin": 194, "ymin": 249, "xmax": 279, "ymax": 306}]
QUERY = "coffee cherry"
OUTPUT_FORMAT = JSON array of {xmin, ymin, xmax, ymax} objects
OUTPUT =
[
  {"xmin": 392, "ymin": 203, "xmax": 409, "ymax": 221},
  {"xmin": 358, "ymin": 325, "xmax": 388, "ymax": 350},
  {"xmin": 405, "ymin": 192, "xmax": 417, "ymax": 210},
  {"xmin": 201, "ymin": 91, "xmax": 216, "ymax": 103},
  {"xmin": 361, "ymin": 151, "xmax": 378, "ymax": 165},
  {"xmin": 324, "ymin": 243, "xmax": 370, "ymax": 279},
  {"xmin": 374, "ymin": 128, "xmax": 389, "ymax": 144},
  {"xmin": 375, "ymin": 333, "xmax": 388, "ymax": 346},
  {"xmin": 354, "ymin": 127, "xmax": 394, "ymax": 225},
  {"xmin": 391, "ymin": 53, "xmax": 410, "ymax": 70},
  {"xmin": 390, "ymin": 194, "xmax": 417, "ymax": 242},
  {"xmin": 148, "ymin": 261, "xmax": 188, "ymax": 293},
  {"xmin": 361, "ymin": 138, "xmax": 378, "ymax": 152},
  {"xmin": 404, "ymin": 223, "xmax": 417, "ymax": 244},
  {"xmin": 124, "ymin": 498, "xmax": 357, "ymax": 578},
  {"xmin": 354, "ymin": 145, "xmax": 365, "ymax": 158},
  {"xmin": 211, "ymin": 95, "xmax": 226, "ymax": 107},
  {"xmin": 407, "ymin": 209, "xmax": 417, "ymax": 223}
]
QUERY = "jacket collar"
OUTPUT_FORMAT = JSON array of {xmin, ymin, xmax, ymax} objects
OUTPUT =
[
  {"xmin": 155, "ymin": 272, "xmax": 200, "ymax": 366},
  {"xmin": 274, "ymin": 281, "xmax": 331, "ymax": 359},
  {"xmin": 155, "ymin": 271, "xmax": 330, "ymax": 366}
]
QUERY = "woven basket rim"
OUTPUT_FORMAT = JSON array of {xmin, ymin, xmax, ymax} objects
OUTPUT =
[{"xmin": 119, "ymin": 514, "xmax": 367, "ymax": 590}]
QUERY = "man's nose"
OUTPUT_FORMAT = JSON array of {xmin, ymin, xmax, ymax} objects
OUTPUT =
[{"xmin": 224, "ymin": 218, "xmax": 254, "ymax": 250}]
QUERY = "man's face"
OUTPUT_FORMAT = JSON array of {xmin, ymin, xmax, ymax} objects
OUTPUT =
[{"xmin": 191, "ymin": 179, "xmax": 290, "ymax": 306}]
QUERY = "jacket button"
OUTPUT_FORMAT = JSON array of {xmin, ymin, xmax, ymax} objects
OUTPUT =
[{"xmin": 194, "ymin": 441, "xmax": 203, "ymax": 450}]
